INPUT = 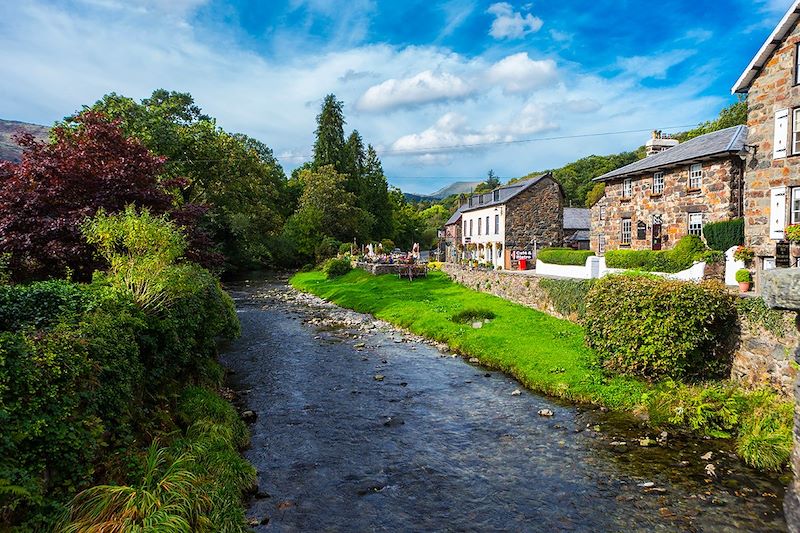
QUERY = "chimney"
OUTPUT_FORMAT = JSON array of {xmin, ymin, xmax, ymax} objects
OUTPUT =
[{"xmin": 645, "ymin": 130, "xmax": 679, "ymax": 157}]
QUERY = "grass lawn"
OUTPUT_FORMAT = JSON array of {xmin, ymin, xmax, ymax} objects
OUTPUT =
[
  {"xmin": 290, "ymin": 269, "xmax": 794, "ymax": 471},
  {"xmin": 291, "ymin": 269, "xmax": 648, "ymax": 409}
]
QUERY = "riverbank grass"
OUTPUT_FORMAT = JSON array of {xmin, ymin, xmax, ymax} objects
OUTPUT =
[{"xmin": 290, "ymin": 269, "xmax": 792, "ymax": 471}]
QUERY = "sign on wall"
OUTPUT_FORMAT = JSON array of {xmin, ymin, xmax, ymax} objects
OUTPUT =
[
  {"xmin": 511, "ymin": 249, "xmax": 534, "ymax": 260},
  {"xmin": 770, "ymin": 187, "xmax": 787, "ymax": 240},
  {"xmin": 636, "ymin": 221, "xmax": 647, "ymax": 240},
  {"xmin": 776, "ymin": 241, "xmax": 791, "ymax": 268}
]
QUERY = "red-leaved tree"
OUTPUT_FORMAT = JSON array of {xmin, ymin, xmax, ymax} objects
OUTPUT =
[{"xmin": 0, "ymin": 112, "xmax": 173, "ymax": 280}]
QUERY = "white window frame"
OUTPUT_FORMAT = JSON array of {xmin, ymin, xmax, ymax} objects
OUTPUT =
[
  {"xmin": 792, "ymin": 187, "xmax": 800, "ymax": 224},
  {"xmin": 652, "ymin": 172, "xmax": 664, "ymax": 195},
  {"xmin": 599, "ymin": 205, "xmax": 606, "ymax": 221},
  {"xmin": 793, "ymin": 108, "xmax": 800, "ymax": 155},
  {"xmin": 622, "ymin": 178, "xmax": 632, "ymax": 198},
  {"xmin": 598, "ymin": 234, "xmax": 606, "ymax": 254},
  {"xmin": 494, "ymin": 214, "xmax": 500, "ymax": 234},
  {"xmin": 621, "ymin": 218, "xmax": 631, "ymax": 245},
  {"xmin": 688, "ymin": 212, "xmax": 703, "ymax": 236},
  {"xmin": 493, "ymin": 190, "xmax": 500, "ymax": 202},
  {"xmin": 689, "ymin": 164, "xmax": 702, "ymax": 189}
]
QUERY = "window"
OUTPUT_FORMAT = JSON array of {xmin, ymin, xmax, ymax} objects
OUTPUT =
[
  {"xmin": 469, "ymin": 219, "xmax": 473, "ymax": 236},
  {"xmin": 478, "ymin": 217, "xmax": 482, "ymax": 235},
  {"xmin": 598, "ymin": 235, "xmax": 606, "ymax": 254},
  {"xmin": 494, "ymin": 214, "xmax": 500, "ymax": 234},
  {"xmin": 621, "ymin": 218, "xmax": 631, "ymax": 245},
  {"xmin": 622, "ymin": 178, "xmax": 632, "ymax": 198},
  {"xmin": 486, "ymin": 216, "xmax": 490, "ymax": 235},
  {"xmin": 688, "ymin": 212, "xmax": 703, "ymax": 236},
  {"xmin": 689, "ymin": 164, "xmax": 702, "ymax": 189},
  {"xmin": 493, "ymin": 190, "xmax": 500, "ymax": 201},
  {"xmin": 793, "ymin": 188, "xmax": 800, "ymax": 224},
  {"xmin": 463, "ymin": 220, "xmax": 467, "ymax": 235},
  {"xmin": 793, "ymin": 109, "xmax": 800, "ymax": 155},
  {"xmin": 796, "ymin": 43, "xmax": 800, "ymax": 85},
  {"xmin": 652, "ymin": 172, "xmax": 664, "ymax": 195},
  {"xmin": 468, "ymin": 197, "xmax": 474, "ymax": 207},
  {"xmin": 479, "ymin": 195, "xmax": 485, "ymax": 205},
  {"xmin": 599, "ymin": 205, "xmax": 606, "ymax": 221}
]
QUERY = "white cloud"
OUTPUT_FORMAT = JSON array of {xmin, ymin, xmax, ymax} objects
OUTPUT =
[
  {"xmin": 487, "ymin": 2, "xmax": 543, "ymax": 40},
  {"xmin": 616, "ymin": 49, "xmax": 696, "ymax": 80},
  {"xmin": 487, "ymin": 53, "xmax": 557, "ymax": 93},
  {"xmin": 356, "ymin": 70, "xmax": 473, "ymax": 112},
  {"xmin": 549, "ymin": 29, "xmax": 572, "ymax": 43}
]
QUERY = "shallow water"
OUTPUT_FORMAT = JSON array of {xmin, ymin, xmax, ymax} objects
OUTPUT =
[{"xmin": 219, "ymin": 276, "xmax": 788, "ymax": 532}]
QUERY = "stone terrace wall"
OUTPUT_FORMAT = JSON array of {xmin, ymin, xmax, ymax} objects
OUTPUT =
[
  {"xmin": 441, "ymin": 263, "xmax": 797, "ymax": 397},
  {"xmin": 356, "ymin": 262, "xmax": 405, "ymax": 276}
]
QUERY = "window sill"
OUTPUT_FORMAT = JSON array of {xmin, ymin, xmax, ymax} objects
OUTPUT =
[
  {"xmin": 620, "ymin": 197, "xmax": 631, "ymax": 202},
  {"xmin": 619, "ymin": 244, "xmax": 631, "ymax": 248},
  {"xmin": 649, "ymin": 192, "xmax": 663, "ymax": 198},
  {"xmin": 686, "ymin": 188, "xmax": 701, "ymax": 194}
]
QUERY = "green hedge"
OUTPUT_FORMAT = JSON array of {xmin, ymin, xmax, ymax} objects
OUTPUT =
[
  {"xmin": 605, "ymin": 235, "xmax": 706, "ymax": 273},
  {"xmin": 703, "ymin": 218, "xmax": 744, "ymax": 251},
  {"xmin": 322, "ymin": 257, "xmax": 352, "ymax": 278},
  {"xmin": 537, "ymin": 248, "xmax": 595, "ymax": 266},
  {"xmin": 0, "ymin": 272, "xmax": 239, "ymax": 529},
  {"xmin": 584, "ymin": 275, "xmax": 736, "ymax": 380},
  {"xmin": 538, "ymin": 278, "xmax": 596, "ymax": 320}
]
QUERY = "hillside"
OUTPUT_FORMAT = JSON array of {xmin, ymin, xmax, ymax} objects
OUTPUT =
[
  {"xmin": 403, "ymin": 179, "xmax": 482, "ymax": 202},
  {"xmin": 0, "ymin": 119, "xmax": 49, "ymax": 162}
]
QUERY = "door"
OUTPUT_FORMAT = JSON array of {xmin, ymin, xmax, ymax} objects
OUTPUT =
[{"xmin": 652, "ymin": 216, "xmax": 662, "ymax": 250}]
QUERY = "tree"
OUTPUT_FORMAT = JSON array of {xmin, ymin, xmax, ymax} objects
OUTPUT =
[
  {"xmin": 361, "ymin": 145, "xmax": 393, "ymax": 240},
  {"xmin": 0, "ymin": 111, "xmax": 171, "ymax": 280},
  {"xmin": 283, "ymin": 165, "xmax": 373, "ymax": 261},
  {"xmin": 677, "ymin": 100, "xmax": 747, "ymax": 142},
  {"xmin": 586, "ymin": 182, "xmax": 606, "ymax": 206},
  {"xmin": 344, "ymin": 130, "xmax": 366, "ymax": 195},
  {"xmin": 70, "ymin": 90, "xmax": 289, "ymax": 271},
  {"xmin": 474, "ymin": 169, "xmax": 502, "ymax": 194},
  {"xmin": 312, "ymin": 94, "xmax": 347, "ymax": 175}
]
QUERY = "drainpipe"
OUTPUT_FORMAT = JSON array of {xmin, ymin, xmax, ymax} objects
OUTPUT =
[{"xmin": 761, "ymin": 269, "xmax": 800, "ymax": 533}]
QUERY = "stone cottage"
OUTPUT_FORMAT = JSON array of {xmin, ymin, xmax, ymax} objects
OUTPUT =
[
  {"xmin": 563, "ymin": 207, "xmax": 591, "ymax": 250},
  {"xmin": 459, "ymin": 173, "xmax": 564, "ymax": 269},
  {"xmin": 590, "ymin": 128, "xmax": 747, "ymax": 254},
  {"xmin": 443, "ymin": 205, "xmax": 464, "ymax": 263},
  {"xmin": 733, "ymin": 0, "xmax": 800, "ymax": 274}
]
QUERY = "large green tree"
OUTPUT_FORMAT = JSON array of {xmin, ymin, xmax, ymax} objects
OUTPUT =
[
  {"xmin": 313, "ymin": 94, "xmax": 347, "ymax": 175},
  {"xmin": 66, "ymin": 90, "xmax": 289, "ymax": 270}
]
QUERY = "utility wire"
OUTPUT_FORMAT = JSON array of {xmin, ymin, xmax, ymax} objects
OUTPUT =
[{"xmin": 163, "ymin": 124, "xmax": 698, "ymax": 163}]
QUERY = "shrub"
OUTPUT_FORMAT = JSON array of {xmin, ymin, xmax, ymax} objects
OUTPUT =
[
  {"xmin": 735, "ymin": 269, "xmax": 752, "ymax": 283},
  {"xmin": 0, "ymin": 280, "xmax": 95, "ymax": 331},
  {"xmin": 736, "ymin": 297, "xmax": 787, "ymax": 337},
  {"xmin": 537, "ymin": 248, "xmax": 595, "ymax": 266},
  {"xmin": 452, "ymin": 308, "xmax": 496, "ymax": 323},
  {"xmin": 703, "ymin": 218, "xmax": 744, "ymax": 251},
  {"xmin": 786, "ymin": 224, "xmax": 800, "ymax": 242},
  {"xmin": 538, "ymin": 278, "xmax": 596, "ymax": 320},
  {"xmin": 584, "ymin": 275, "xmax": 737, "ymax": 380},
  {"xmin": 322, "ymin": 257, "xmax": 352, "ymax": 278},
  {"xmin": 380, "ymin": 239, "xmax": 395, "ymax": 251},
  {"xmin": 338, "ymin": 242, "xmax": 353, "ymax": 255},
  {"xmin": 605, "ymin": 235, "xmax": 706, "ymax": 273},
  {"xmin": 314, "ymin": 237, "xmax": 341, "ymax": 263},
  {"xmin": 733, "ymin": 245, "xmax": 755, "ymax": 263}
]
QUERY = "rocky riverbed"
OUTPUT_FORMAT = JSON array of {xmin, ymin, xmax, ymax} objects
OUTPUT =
[{"xmin": 219, "ymin": 275, "xmax": 788, "ymax": 532}]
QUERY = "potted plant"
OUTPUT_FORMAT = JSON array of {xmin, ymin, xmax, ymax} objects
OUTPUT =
[
  {"xmin": 786, "ymin": 224, "xmax": 800, "ymax": 257},
  {"xmin": 733, "ymin": 245, "xmax": 755, "ymax": 265},
  {"xmin": 735, "ymin": 268, "xmax": 752, "ymax": 293}
]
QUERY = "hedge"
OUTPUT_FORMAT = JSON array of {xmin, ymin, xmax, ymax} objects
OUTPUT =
[
  {"xmin": 0, "ymin": 271, "xmax": 239, "ymax": 529},
  {"xmin": 604, "ymin": 235, "xmax": 706, "ymax": 273},
  {"xmin": 584, "ymin": 275, "xmax": 737, "ymax": 380},
  {"xmin": 537, "ymin": 248, "xmax": 595, "ymax": 266},
  {"xmin": 538, "ymin": 278, "xmax": 596, "ymax": 320},
  {"xmin": 703, "ymin": 218, "xmax": 744, "ymax": 251}
]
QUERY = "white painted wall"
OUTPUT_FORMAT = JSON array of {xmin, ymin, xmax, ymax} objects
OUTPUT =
[
  {"xmin": 462, "ymin": 205, "xmax": 505, "ymax": 268},
  {"xmin": 535, "ymin": 255, "xmax": 707, "ymax": 282},
  {"xmin": 725, "ymin": 246, "xmax": 745, "ymax": 286}
]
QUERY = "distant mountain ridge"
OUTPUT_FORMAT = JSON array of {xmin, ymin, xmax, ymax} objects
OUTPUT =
[
  {"xmin": 403, "ymin": 180, "xmax": 482, "ymax": 202},
  {"xmin": 0, "ymin": 119, "xmax": 49, "ymax": 162}
]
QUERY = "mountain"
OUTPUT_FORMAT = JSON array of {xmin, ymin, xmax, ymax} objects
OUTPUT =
[
  {"xmin": 0, "ymin": 119, "xmax": 49, "ymax": 162},
  {"xmin": 403, "ymin": 180, "xmax": 482, "ymax": 202}
]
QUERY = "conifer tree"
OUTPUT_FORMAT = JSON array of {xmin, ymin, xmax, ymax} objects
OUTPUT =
[{"xmin": 312, "ymin": 94, "xmax": 347, "ymax": 174}]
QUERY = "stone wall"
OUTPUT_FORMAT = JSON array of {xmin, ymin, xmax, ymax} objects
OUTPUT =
[
  {"xmin": 590, "ymin": 157, "xmax": 742, "ymax": 253},
  {"xmin": 504, "ymin": 177, "xmax": 563, "ymax": 250},
  {"xmin": 743, "ymin": 19, "xmax": 800, "ymax": 265},
  {"xmin": 441, "ymin": 262, "xmax": 797, "ymax": 397}
]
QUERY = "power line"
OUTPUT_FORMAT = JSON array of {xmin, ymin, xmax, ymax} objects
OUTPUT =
[{"xmin": 164, "ymin": 124, "xmax": 698, "ymax": 163}]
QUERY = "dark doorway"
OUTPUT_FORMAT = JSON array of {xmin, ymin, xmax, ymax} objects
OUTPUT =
[{"xmin": 652, "ymin": 223, "xmax": 662, "ymax": 250}]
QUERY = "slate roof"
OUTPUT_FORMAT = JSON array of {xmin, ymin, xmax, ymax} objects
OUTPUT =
[
  {"xmin": 732, "ymin": 0, "xmax": 800, "ymax": 93},
  {"xmin": 445, "ymin": 204, "xmax": 465, "ymax": 226},
  {"xmin": 563, "ymin": 207, "xmax": 590, "ymax": 230},
  {"xmin": 594, "ymin": 126, "xmax": 748, "ymax": 182},
  {"xmin": 460, "ymin": 173, "xmax": 552, "ymax": 213},
  {"xmin": 565, "ymin": 229, "xmax": 590, "ymax": 242}
]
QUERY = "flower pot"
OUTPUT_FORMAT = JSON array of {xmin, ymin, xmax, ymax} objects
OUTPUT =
[
  {"xmin": 792, "ymin": 243, "xmax": 800, "ymax": 258},
  {"xmin": 738, "ymin": 281, "xmax": 751, "ymax": 293}
]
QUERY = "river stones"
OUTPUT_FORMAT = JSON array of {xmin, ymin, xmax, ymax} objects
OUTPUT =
[
  {"xmin": 241, "ymin": 410, "xmax": 257, "ymax": 423},
  {"xmin": 538, "ymin": 409, "xmax": 554, "ymax": 417}
]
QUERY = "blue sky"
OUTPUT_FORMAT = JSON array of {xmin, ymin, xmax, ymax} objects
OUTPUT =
[{"xmin": 0, "ymin": 0, "xmax": 793, "ymax": 194}]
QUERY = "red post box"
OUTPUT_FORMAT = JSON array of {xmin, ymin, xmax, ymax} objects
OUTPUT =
[{"xmin": 519, "ymin": 258, "xmax": 527, "ymax": 270}]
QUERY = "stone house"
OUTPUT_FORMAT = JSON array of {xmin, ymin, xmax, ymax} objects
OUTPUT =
[
  {"xmin": 443, "ymin": 205, "xmax": 464, "ymax": 263},
  {"xmin": 459, "ymin": 173, "xmax": 564, "ymax": 269},
  {"xmin": 733, "ymin": 0, "xmax": 800, "ymax": 273},
  {"xmin": 590, "ymin": 128, "xmax": 747, "ymax": 254},
  {"xmin": 563, "ymin": 207, "xmax": 590, "ymax": 250}
]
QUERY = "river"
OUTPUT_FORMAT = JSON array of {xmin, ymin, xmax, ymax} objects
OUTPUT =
[{"xmin": 220, "ymin": 275, "xmax": 788, "ymax": 532}]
